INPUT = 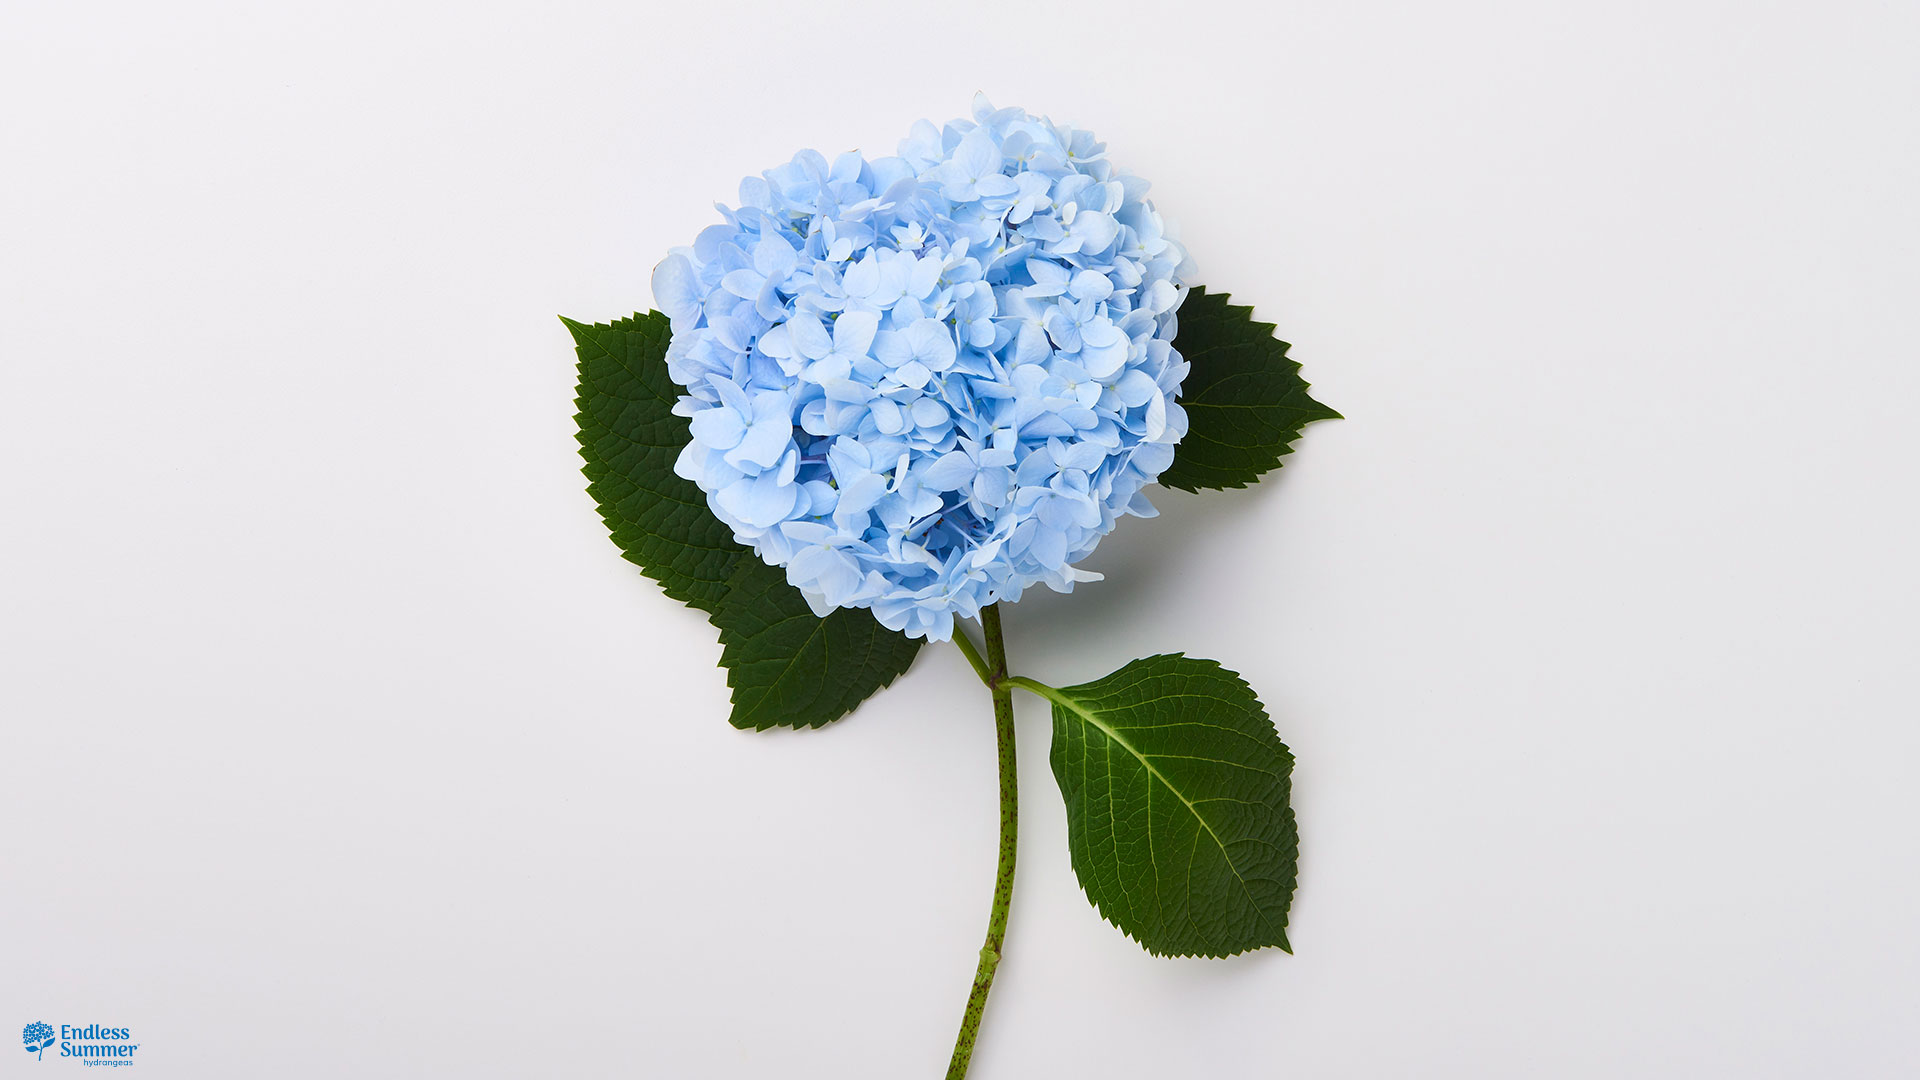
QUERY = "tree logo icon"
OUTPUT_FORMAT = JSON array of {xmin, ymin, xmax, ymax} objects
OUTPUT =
[{"xmin": 23, "ymin": 1022, "xmax": 55, "ymax": 1061}]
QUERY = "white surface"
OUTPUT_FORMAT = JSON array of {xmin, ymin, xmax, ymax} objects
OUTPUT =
[{"xmin": 3, "ymin": 1, "xmax": 1917, "ymax": 1076}]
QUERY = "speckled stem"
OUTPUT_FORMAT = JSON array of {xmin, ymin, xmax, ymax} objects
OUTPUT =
[{"xmin": 945, "ymin": 605, "xmax": 1017, "ymax": 1080}]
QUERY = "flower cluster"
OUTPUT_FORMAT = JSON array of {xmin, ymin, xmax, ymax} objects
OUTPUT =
[{"xmin": 655, "ymin": 96, "xmax": 1190, "ymax": 641}]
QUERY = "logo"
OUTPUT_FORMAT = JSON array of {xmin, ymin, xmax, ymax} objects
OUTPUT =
[
  {"xmin": 22, "ymin": 1023, "xmax": 55, "ymax": 1061},
  {"xmin": 18, "ymin": 1023, "xmax": 139, "ymax": 1067}
]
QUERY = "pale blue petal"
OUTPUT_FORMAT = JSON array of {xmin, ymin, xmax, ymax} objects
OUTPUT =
[
  {"xmin": 833, "ymin": 309, "xmax": 880, "ymax": 355},
  {"xmin": 716, "ymin": 470, "xmax": 800, "ymax": 531},
  {"xmin": 652, "ymin": 253, "xmax": 703, "ymax": 326},
  {"xmin": 688, "ymin": 406, "xmax": 746, "ymax": 450},
  {"xmin": 923, "ymin": 450, "xmax": 978, "ymax": 491}
]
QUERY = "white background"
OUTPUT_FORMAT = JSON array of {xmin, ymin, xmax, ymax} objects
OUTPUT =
[{"xmin": 3, "ymin": 1, "xmax": 1916, "ymax": 1076}]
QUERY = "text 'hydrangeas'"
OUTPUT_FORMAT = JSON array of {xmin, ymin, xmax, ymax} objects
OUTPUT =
[{"xmin": 655, "ymin": 96, "xmax": 1192, "ymax": 640}]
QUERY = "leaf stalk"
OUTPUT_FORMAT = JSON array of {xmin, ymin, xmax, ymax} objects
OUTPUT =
[{"xmin": 950, "ymin": 620, "xmax": 996, "ymax": 688}]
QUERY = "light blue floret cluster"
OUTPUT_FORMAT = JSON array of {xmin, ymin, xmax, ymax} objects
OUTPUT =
[{"xmin": 654, "ymin": 96, "xmax": 1191, "ymax": 641}]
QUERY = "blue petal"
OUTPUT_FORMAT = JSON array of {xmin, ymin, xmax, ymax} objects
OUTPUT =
[
  {"xmin": 651, "ymin": 254, "xmax": 703, "ymax": 326},
  {"xmin": 688, "ymin": 406, "xmax": 746, "ymax": 450},
  {"xmin": 923, "ymin": 450, "xmax": 977, "ymax": 491}
]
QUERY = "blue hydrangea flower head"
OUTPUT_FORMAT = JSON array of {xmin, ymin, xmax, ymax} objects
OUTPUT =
[{"xmin": 654, "ymin": 95, "xmax": 1192, "ymax": 641}]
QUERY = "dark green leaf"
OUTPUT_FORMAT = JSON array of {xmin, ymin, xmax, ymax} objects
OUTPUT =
[
  {"xmin": 568, "ymin": 311, "xmax": 921, "ymax": 728},
  {"xmin": 1161, "ymin": 286, "xmax": 1340, "ymax": 492},
  {"xmin": 569, "ymin": 312, "xmax": 744, "ymax": 612},
  {"xmin": 710, "ymin": 558, "xmax": 922, "ymax": 730},
  {"xmin": 1041, "ymin": 654, "xmax": 1297, "ymax": 957}
]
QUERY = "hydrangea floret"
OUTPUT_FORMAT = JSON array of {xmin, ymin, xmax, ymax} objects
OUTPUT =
[{"xmin": 653, "ymin": 95, "xmax": 1193, "ymax": 641}]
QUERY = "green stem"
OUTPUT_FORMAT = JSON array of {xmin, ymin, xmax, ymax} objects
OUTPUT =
[
  {"xmin": 951, "ymin": 619, "xmax": 995, "ymax": 687},
  {"xmin": 1002, "ymin": 675, "xmax": 1068, "ymax": 707},
  {"xmin": 945, "ymin": 604, "xmax": 1017, "ymax": 1080}
]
